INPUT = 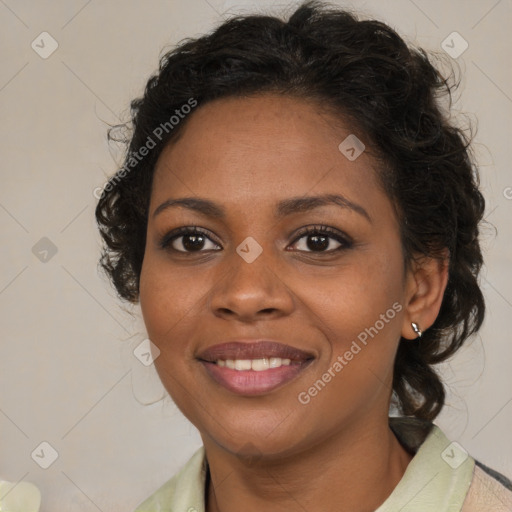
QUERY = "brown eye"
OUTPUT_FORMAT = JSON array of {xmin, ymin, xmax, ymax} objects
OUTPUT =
[
  {"xmin": 160, "ymin": 227, "xmax": 221, "ymax": 253},
  {"xmin": 290, "ymin": 226, "xmax": 352, "ymax": 253}
]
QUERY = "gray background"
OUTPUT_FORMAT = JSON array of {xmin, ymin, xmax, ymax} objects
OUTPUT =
[{"xmin": 1, "ymin": 1, "xmax": 511, "ymax": 511}]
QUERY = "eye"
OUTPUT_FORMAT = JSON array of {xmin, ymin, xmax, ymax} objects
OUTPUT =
[
  {"xmin": 159, "ymin": 227, "xmax": 221, "ymax": 253},
  {"xmin": 289, "ymin": 225, "xmax": 352, "ymax": 253},
  {"xmin": 159, "ymin": 224, "xmax": 352, "ymax": 255}
]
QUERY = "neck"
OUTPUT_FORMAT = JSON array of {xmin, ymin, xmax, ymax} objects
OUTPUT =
[{"xmin": 204, "ymin": 415, "xmax": 413, "ymax": 512}]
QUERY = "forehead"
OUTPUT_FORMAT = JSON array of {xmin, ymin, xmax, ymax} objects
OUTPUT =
[{"xmin": 150, "ymin": 94, "xmax": 389, "ymax": 220}]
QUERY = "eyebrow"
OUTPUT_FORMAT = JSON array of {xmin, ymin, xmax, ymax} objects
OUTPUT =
[{"xmin": 153, "ymin": 194, "xmax": 371, "ymax": 223}]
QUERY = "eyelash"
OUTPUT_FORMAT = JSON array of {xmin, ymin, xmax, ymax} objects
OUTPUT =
[{"xmin": 159, "ymin": 225, "xmax": 353, "ymax": 254}]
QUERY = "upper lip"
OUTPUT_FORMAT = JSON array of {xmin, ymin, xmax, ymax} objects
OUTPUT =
[{"xmin": 197, "ymin": 341, "xmax": 315, "ymax": 362}]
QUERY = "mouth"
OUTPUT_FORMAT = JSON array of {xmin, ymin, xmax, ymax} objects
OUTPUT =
[{"xmin": 197, "ymin": 341, "xmax": 315, "ymax": 396}]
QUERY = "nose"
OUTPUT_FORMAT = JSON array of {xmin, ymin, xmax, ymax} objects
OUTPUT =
[{"xmin": 208, "ymin": 246, "xmax": 295, "ymax": 322}]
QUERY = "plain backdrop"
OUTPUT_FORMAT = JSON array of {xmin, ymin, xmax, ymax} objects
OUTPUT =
[{"xmin": 1, "ymin": 1, "xmax": 511, "ymax": 511}]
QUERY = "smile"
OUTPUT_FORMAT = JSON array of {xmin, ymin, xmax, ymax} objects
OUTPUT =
[
  {"xmin": 197, "ymin": 341, "xmax": 314, "ymax": 395},
  {"xmin": 200, "ymin": 360, "xmax": 312, "ymax": 395},
  {"xmin": 215, "ymin": 357, "xmax": 293, "ymax": 371}
]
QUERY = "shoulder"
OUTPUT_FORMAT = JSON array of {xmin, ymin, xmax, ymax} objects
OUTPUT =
[
  {"xmin": 131, "ymin": 421, "xmax": 512, "ymax": 512},
  {"xmin": 385, "ymin": 416, "xmax": 512, "ymax": 512},
  {"xmin": 462, "ymin": 460, "xmax": 512, "ymax": 511},
  {"xmin": 132, "ymin": 447, "xmax": 207, "ymax": 512}
]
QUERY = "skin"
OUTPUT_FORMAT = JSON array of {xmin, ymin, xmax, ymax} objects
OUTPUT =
[{"xmin": 139, "ymin": 94, "xmax": 449, "ymax": 512}]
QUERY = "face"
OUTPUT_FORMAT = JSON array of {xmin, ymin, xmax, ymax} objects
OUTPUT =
[{"xmin": 139, "ymin": 94, "xmax": 414, "ymax": 458}]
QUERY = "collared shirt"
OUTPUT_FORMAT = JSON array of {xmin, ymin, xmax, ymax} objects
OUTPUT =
[{"xmin": 133, "ymin": 417, "xmax": 512, "ymax": 511}]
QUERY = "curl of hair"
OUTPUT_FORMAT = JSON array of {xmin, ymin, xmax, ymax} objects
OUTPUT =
[{"xmin": 95, "ymin": 0, "xmax": 485, "ymax": 421}]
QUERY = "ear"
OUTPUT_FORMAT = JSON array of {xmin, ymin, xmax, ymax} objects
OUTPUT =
[{"xmin": 401, "ymin": 250, "xmax": 449, "ymax": 340}]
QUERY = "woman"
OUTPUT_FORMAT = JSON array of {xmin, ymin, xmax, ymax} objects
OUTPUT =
[{"xmin": 95, "ymin": 2, "xmax": 512, "ymax": 510}]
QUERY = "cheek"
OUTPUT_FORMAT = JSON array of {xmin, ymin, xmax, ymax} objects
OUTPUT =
[
  {"xmin": 139, "ymin": 252, "xmax": 203, "ymax": 340},
  {"xmin": 303, "ymin": 246, "xmax": 405, "ymax": 386},
  {"xmin": 139, "ymin": 255, "xmax": 204, "ymax": 407},
  {"xmin": 306, "ymin": 247, "xmax": 404, "ymax": 330}
]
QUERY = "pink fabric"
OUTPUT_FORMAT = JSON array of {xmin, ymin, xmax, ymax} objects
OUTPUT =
[{"xmin": 462, "ymin": 465, "xmax": 512, "ymax": 511}]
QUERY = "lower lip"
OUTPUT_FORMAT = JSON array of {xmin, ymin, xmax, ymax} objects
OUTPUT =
[{"xmin": 200, "ymin": 361, "xmax": 312, "ymax": 396}]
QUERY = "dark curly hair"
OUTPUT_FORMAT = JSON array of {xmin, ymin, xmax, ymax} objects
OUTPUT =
[{"xmin": 95, "ymin": 1, "xmax": 485, "ymax": 422}]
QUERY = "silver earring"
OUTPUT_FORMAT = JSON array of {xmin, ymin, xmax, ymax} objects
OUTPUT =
[{"xmin": 411, "ymin": 322, "xmax": 422, "ymax": 338}]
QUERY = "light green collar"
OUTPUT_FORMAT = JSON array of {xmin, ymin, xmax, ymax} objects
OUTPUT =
[
  {"xmin": 134, "ymin": 418, "xmax": 474, "ymax": 512},
  {"xmin": 377, "ymin": 417, "xmax": 474, "ymax": 511}
]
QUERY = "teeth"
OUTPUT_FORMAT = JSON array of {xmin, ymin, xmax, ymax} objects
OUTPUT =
[
  {"xmin": 216, "ymin": 357, "xmax": 292, "ymax": 371},
  {"xmin": 270, "ymin": 357, "xmax": 290, "ymax": 368},
  {"xmin": 234, "ymin": 359, "xmax": 252, "ymax": 370},
  {"xmin": 251, "ymin": 358, "xmax": 269, "ymax": 371}
]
